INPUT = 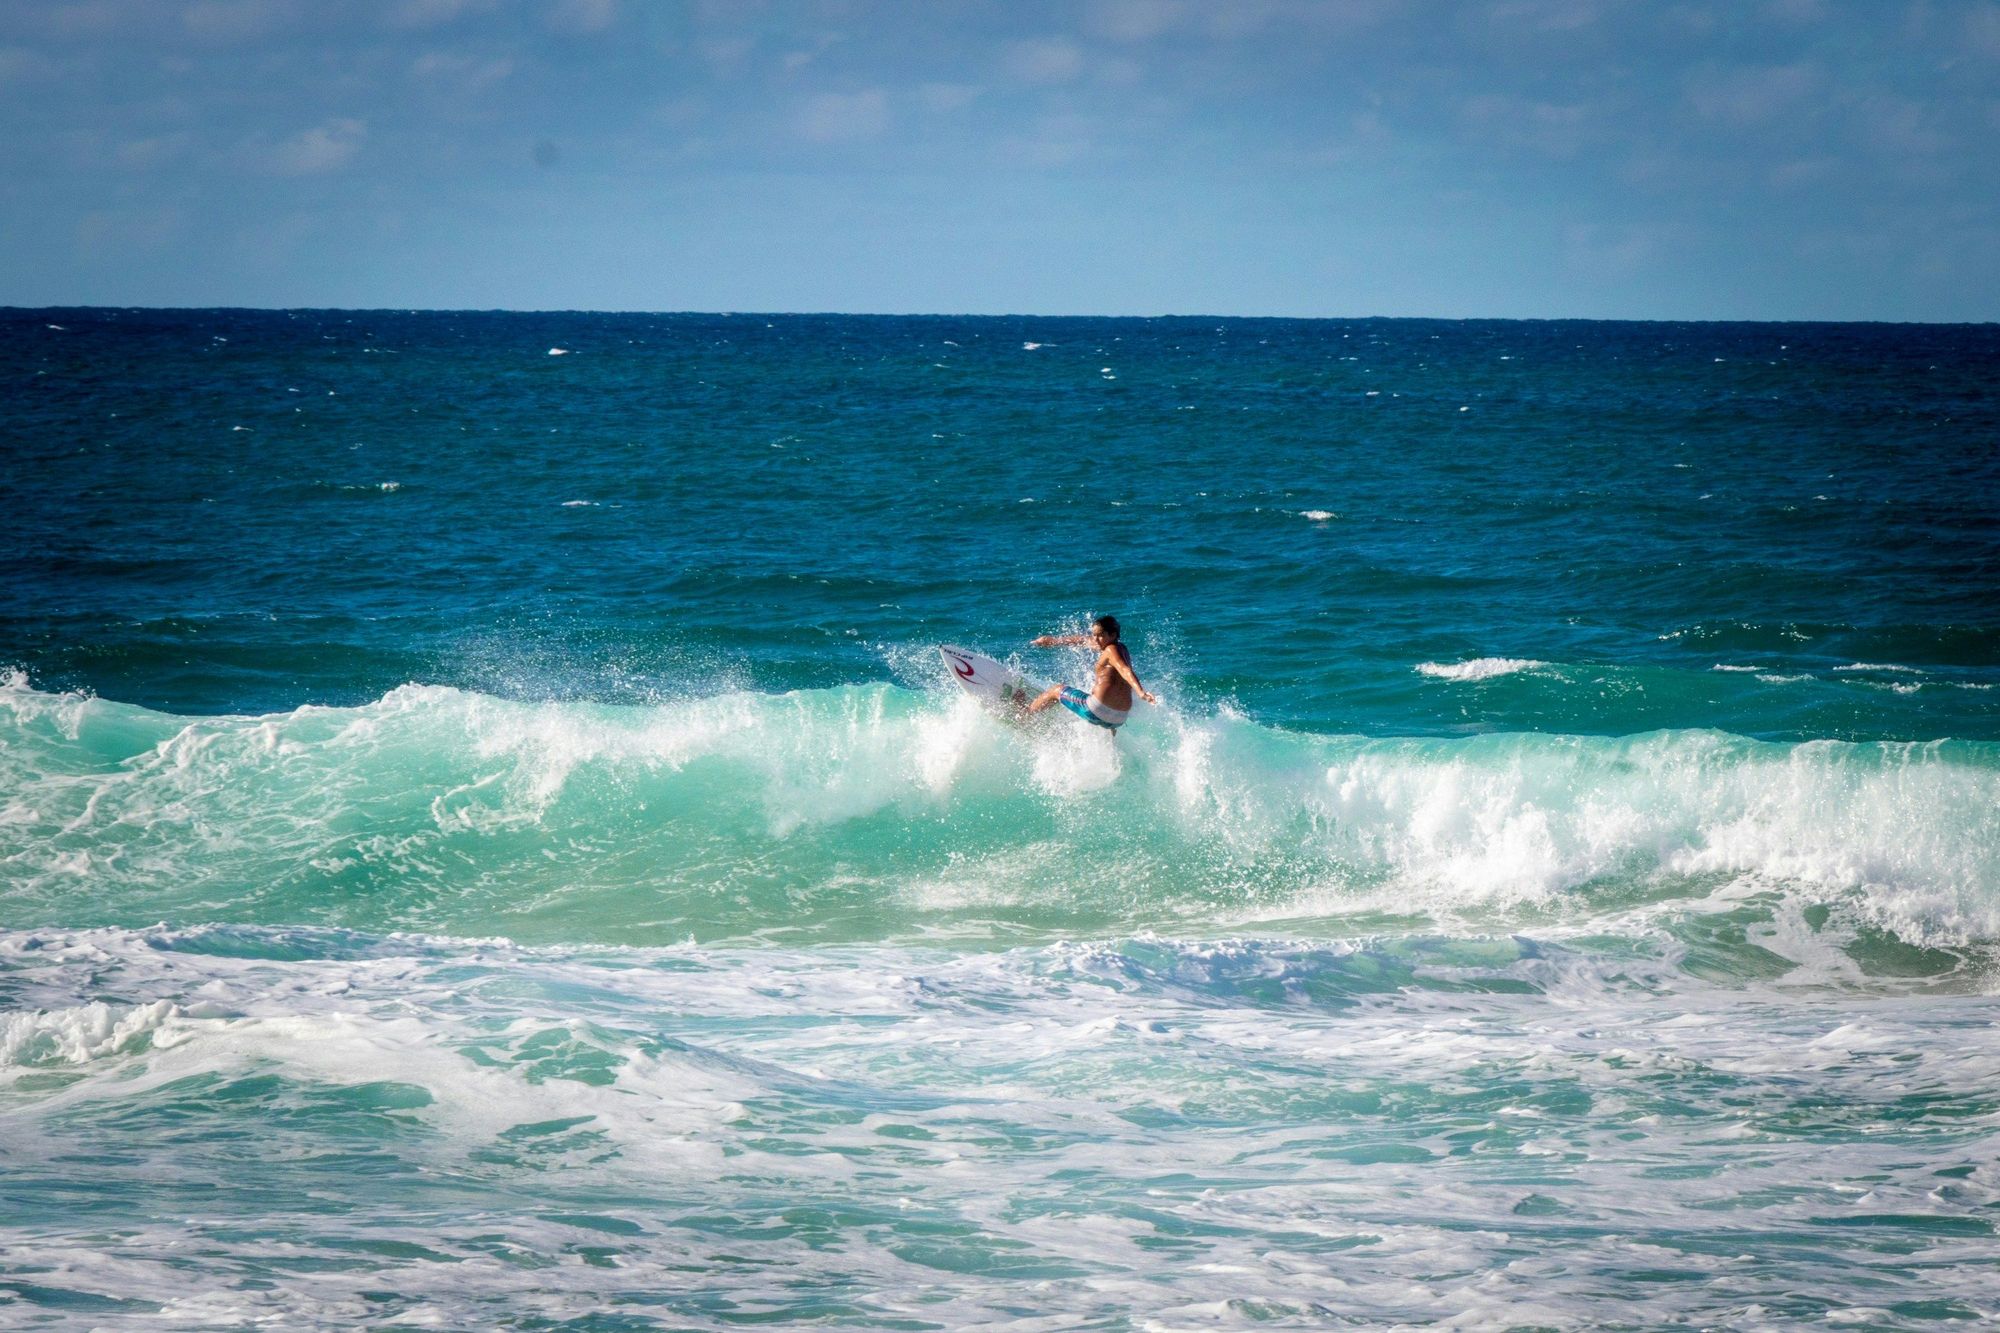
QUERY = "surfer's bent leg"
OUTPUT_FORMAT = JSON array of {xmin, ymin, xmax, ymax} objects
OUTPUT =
[
  {"xmin": 1059, "ymin": 686, "xmax": 1122, "ymax": 729},
  {"xmin": 1026, "ymin": 684, "xmax": 1066, "ymax": 713}
]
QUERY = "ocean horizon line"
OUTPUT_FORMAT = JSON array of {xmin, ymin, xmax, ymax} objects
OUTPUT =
[{"xmin": 7, "ymin": 303, "xmax": 1995, "ymax": 328}]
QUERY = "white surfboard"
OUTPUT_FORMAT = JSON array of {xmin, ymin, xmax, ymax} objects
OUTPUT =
[{"xmin": 940, "ymin": 644, "xmax": 1041, "ymax": 716}]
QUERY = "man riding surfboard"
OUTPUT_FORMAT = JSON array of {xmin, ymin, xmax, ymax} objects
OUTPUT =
[{"xmin": 1025, "ymin": 615, "xmax": 1157, "ymax": 731}]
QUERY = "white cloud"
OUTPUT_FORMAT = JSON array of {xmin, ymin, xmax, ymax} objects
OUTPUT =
[
  {"xmin": 410, "ymin": 51, "xmax": 514, "ymax": 91},
  {"xmin": 650, "ymin": 95, "xmax": 705, "ymax": 127},
  {"xmin": 1859, "ymin": 96, "xmax": 1945, "ymax": 157},
  {"xmin": 1686, "ymin": 62, "xmax": 1820, "ymax": 124},
  {"xmin": 1096, "ymin": 55, "xmax": 1143, "ymax": 86},
  {"xmin": 263, "ymin": 118, "xmax": 367, "ymax": 175},
  {"xmin": 777, "ymin": 31, "xmax": 845, "ymax": 75},
  {"xmin": 34, "ymin": 2, "xmax": 127, "ymax": 40},
  {"xmin": 1003, "ymin": 38, "xmax": 1085, "ymax": 84},
  {"xmin": 999, "ymin": 135, "xmax": 1092, "ymax": 168},
  {"xmin": 1276, "ymin": 106, "xmax": 1395, "ymax": 168},
  {"xmin": 1086, "ymin": 0, "xmax": 1190, "ymax": 43},
  {"xmin": 798, "ymin": 89, "xmax": 888, "ymax": 143},
  {"xmin": 1968, "ymin": 5, "xmax": 2000, "ymax": 58},
  {"xmin": 1488, "ymin": 0, "xmax": 1602, "ymax": 32},
  {"xmin": 699, "ymin": 36, "xmax": 756, "ymax": 73},
  {"xmin": 181, "ymin": 0, "xmax": 295, "ymax": 42},
  {"xmin": 997, "ymin": 114, "xmax": 1098, "ymax": 168},
  {"xmin": 0, "ymin": 46, "xmax": 58, "ymax": 84},
  {"xmin": 76, "ymin": 204, "xmax": 188, "ymax": 256},
  {"xmin": 388, "ymin": 0, "xmax": 483, "ymax": 30},
  {"xmin": 1765, "ymin": 0, "xmax": 1828, "ymax": 22},
  {"xmin": 116, "ymin": 131, "xmax": 192, "ymax": 170},
  {"xmin": 1562, "ymin": 221, "xmax": 1676, "ymax": 276},
  {"xmin": 1085, "ymin": 0, "xmax": 1393, "ymax": 42},
  {"xmin": 917, "ymin": 82, "xmax": 982, "ymax": 114},
  {"xmin": 548, "ymin": 0, "xmax": 617, "ymax": 35},
  {"xmin": 1768, "ymin": 156, "xmax": 1835, "ymax": 189},
  {"xmin": 1459, "ymin": 93, "xmax": 1593, "ymax": 157}
]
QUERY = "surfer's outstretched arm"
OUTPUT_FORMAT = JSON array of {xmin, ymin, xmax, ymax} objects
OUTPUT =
[
  {"xmin": 1105, "ymin": 647, "xmax": 1159, "ymax": 705},
  {"xmin": 1031, "ymin": 634, "xmax": 1092, "ymax": 647}
]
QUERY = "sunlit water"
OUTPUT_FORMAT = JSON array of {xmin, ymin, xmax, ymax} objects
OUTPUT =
[{"xmin": 3, "ymin": 310, "xmax": 1997, "ymax": 1328}]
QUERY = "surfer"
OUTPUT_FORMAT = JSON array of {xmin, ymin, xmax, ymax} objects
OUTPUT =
[{"xmin": 1025, "ymin": 616, "xmax": 1157, "ymax": 730}]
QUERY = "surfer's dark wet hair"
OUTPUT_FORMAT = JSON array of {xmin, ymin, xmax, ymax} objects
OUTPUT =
[{"xmin": 1092, "ymin": 615, "xmax": 1121, "ymax": 641}]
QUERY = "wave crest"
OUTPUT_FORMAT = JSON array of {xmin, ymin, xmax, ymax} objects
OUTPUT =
[{"xmin": 2, "ymin": 675, "xmax": 1996, "ymax": 949}]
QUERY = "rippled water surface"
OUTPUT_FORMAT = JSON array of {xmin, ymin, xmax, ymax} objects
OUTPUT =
[{"xmin": 3, "ymin": 309, "xmax": 1997, "ymax": 1328}]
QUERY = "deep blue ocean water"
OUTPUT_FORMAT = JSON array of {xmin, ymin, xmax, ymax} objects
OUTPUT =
[{"xmin": 3, "ymin": 309, "xmax": 1998, "ymax": 1328}]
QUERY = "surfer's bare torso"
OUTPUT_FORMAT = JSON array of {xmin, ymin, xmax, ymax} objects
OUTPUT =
[
  {"xmin": 1089, "ymin": 644, "xmax": 1135, "ymax": 711},
  {"xmin": 1024, "ymin": 617, "xmax": 1156, "ymax": 729}
]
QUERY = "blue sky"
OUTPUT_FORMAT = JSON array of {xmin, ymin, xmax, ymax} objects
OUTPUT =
[{"xmin": 3, "ymin": 0, "xmax": 1996, "ymax": 318}]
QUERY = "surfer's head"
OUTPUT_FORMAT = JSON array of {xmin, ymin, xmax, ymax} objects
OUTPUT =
[{"xmin": 1091, "ymin": 616, "xmax": 1121, "ymax": 644}]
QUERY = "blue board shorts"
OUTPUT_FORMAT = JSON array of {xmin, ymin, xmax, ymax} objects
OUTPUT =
[{"xmin": 1059, "ymin": 685, "xmax": 1126, "ymax": 730}]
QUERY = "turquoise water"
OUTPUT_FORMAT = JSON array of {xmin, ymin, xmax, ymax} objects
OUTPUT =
[{"xmin": 3, "ymin": 309, "xmax": 1998, "ymax": 1328}]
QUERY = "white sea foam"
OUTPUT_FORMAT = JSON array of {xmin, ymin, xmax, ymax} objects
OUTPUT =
[
  {"xmin": 0, "ymin": 999, "xmax": 190, "ymax": 1069},
  {"xmin": 1, "ymin": 920, "xmax": 1996, "ymax": 1327},
  {"xmin": 3, "ymin": 677, "xmax": 1998, "ymax": 948},
  {"xmin": 1298, "ymin": 509, "xmax": 1336, "ymax": 521},
  {"xmin": 1414, "ymin": 657, "xmax": 1547, "ymax": 681}
]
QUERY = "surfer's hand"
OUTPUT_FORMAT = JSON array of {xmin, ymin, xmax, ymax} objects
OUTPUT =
[{"xmin": 1141, "ymin": 689, "xmax": 1158, "ymax": 705}]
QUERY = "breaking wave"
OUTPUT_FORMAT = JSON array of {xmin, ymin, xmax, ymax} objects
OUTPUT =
[{"xmin": 3, "ymin": 672, "xmax": 1996, "ymax": 952}]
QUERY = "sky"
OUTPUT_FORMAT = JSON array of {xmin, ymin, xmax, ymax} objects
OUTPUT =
[{"xmin": 2, "ymin": 0, "xmax": 1996, "ymax": 320}]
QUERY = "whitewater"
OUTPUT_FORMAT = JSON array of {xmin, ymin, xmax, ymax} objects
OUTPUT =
[
  {"xmin": 6, "ymin": 672, "xmax": 1998, "ymax": 949},
  {"xmin": 4, "ymin": 309, "xmax": 1997, "ymax": 1329},
  {"xmin": 5, "ymin": 668, "xmax": 1998, "ymax": 1327}
]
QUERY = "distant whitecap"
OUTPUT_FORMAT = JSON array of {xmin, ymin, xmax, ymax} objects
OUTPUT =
[
  {"xmin": 548, "ymin": 348, "xmax": 570, "ymax": 356},
  {"xmin": 1415, "ymin": 658, "xmax": 1548, "ymax": 681}
]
